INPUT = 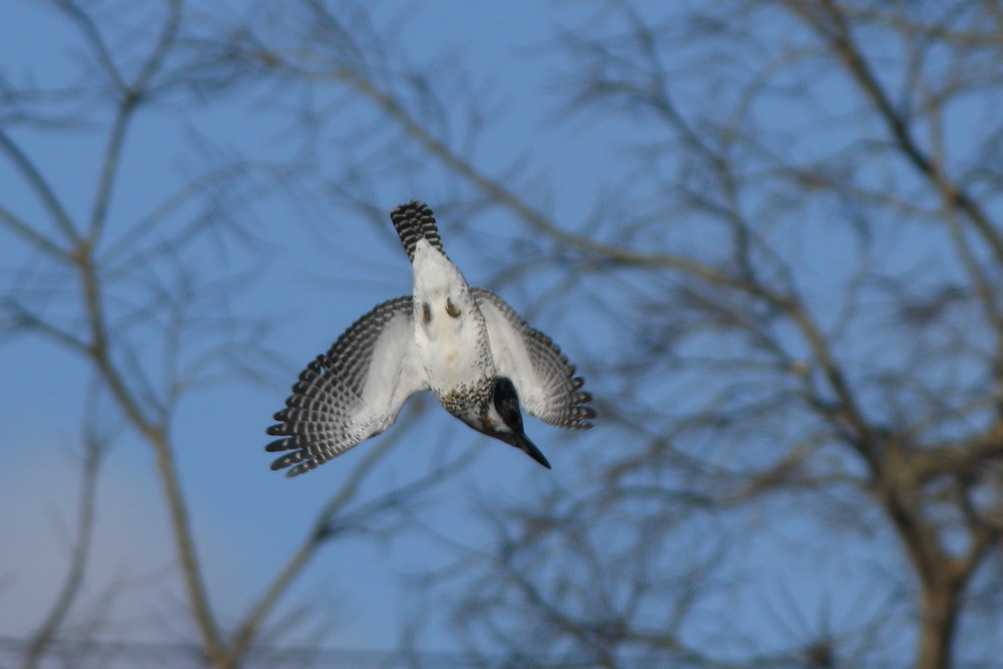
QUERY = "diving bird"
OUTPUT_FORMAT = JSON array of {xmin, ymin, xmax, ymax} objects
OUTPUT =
[{"xmin": 266, "ymin": 201, "xmax": 595, "ymax": 476}]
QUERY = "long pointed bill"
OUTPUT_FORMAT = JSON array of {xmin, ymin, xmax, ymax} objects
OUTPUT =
[{"xmin": 513, "ymin": 431, "xmax": 551, "ymax": 469}]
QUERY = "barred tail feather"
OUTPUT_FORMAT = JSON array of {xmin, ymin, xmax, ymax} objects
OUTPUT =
[{"xmin": 390, "ymin": 200, "xmax": 444, "ymax": 261}]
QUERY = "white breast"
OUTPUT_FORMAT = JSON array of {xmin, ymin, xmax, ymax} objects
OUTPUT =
[{"xmin": 411, "ymin": 240, "xmax": 494, "ymax": 392}]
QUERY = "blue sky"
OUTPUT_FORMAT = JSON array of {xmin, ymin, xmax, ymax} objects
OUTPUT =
[
  {"xmin": 4, "ymin": 0, "xmax": 995, "ymax": 665},
  {"xmin": 0, "ymin": 0, "xmax": 632, "ymax": 655}
]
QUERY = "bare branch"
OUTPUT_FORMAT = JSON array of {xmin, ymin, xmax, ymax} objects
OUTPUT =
[
  {"xmin": 86, "ymin": 0, "xmax": 183, "ymax": 242},
  {"xmin": 0, "ymin": 128, "xmax": 78, "ymax": 243},
  {"xmin": 0, "ymin": 204, "xmax": 69, "ymax": 261},
  {"xmin": 786, "ymin": 0, "xmax": 1003, "ymax": 266},
  {"xmin": 226, "ymin": 410, "xmax": 475, "ymax": 666}
]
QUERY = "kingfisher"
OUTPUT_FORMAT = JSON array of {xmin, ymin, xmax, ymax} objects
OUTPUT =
[{"xmin": 266, "ymin": 201, "xmax": 595, "ymax": 477}]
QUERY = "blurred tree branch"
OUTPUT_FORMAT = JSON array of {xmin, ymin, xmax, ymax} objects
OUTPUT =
[
  {"xmin": 1, "ymin": 2, "xmax": 471, "ymax": 667},
  {"xmin": 6, "ymin": 0, "xmax": 1003, "ymax": 666},
  {"xmin": 228, "ymin": 0, "xmax": 1001, "ymax": 666}
]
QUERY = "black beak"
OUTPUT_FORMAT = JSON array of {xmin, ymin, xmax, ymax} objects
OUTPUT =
[{"xmin": 512, "ymin": 430, "xmax": 551, "ymax": 469}]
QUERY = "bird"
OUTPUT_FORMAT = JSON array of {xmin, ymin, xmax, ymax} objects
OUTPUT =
[{"xmin": 266, "ymin": 201, "xmax": 595, "ymax": 477}]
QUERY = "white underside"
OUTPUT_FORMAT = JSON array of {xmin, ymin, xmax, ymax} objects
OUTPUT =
[{"xmin": 410, "ymin": 240, "xmax": 494, "ymax": 394}]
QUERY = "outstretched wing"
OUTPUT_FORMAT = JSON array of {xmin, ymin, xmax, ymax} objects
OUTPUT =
[
  {"xmin": 472, "ymin": 288, "xmax": 595, "ymax": 429},
  {"xmin": 266, "ymin": 296, "xmax": 428, "ymax": 477}
]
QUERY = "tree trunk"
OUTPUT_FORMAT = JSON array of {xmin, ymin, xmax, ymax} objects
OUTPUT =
[{"xmin": 916, "ymin": 577, "xmax": 960, "ymax": 669}]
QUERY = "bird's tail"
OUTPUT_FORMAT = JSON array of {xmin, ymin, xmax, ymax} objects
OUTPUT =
[{"xmin": 390, "ymin": 200, "xmax": 444, "ymax": 261}]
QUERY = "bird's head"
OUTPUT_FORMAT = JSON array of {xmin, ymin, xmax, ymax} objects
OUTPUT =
[{"xmin": 489, "ymin": 377, "xmax": 551, "ymax": 469}]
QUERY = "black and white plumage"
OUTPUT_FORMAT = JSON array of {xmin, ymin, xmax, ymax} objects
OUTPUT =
[{"xmin": 267, "ymin": 201, "xmax": 594, "ymax": 477}]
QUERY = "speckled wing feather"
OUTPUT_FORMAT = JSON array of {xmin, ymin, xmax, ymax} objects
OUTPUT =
[
  {"xmin": 390, "ymin": 200, "xmax": 444, "ymax": 261},
  {"xmin": 266, "ymin": 296, "xmax": 428, "ymax": 477},
  {"xmin": 472, "ymin": 288, "xmax": 595, "ymax": 429}
]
